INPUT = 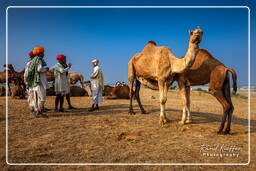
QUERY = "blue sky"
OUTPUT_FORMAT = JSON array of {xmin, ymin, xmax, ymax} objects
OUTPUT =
[{"xmin": 0, "ymin": 0, "xmax": 255, "ymax": 86}]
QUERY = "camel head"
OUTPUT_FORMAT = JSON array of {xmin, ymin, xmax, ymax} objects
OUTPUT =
[
  {"xmin": 3, "ymin": 64, "xmax": 15, "ymax": 71},
  {"xmin": 189, "ymin": 26, "xmax": 203, "ymax": 44}
]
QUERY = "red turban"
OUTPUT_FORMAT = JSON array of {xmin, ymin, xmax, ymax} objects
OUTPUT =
[
  {"xmin": 56, "ymin": 54, "xmax": 66, "ymax": 60},
  {"xmin": 28, "ymin": 51, "xmax": 34, "ymax": 57}
]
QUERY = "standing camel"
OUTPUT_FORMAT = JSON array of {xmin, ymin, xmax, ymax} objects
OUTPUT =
[
  {"xmin": 173, "ymin": 49, "xmax": 237, "ymax": 134},
  {"xmin": 128, "ymin": 27, "xmax": 203, "ymax": 125}
]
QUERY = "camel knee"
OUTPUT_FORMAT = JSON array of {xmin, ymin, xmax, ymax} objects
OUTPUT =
[
  {"xmin": 160, "ymin": 97, "xmax": 167, "ymax": 105},
  {"xmin": 223, "ymin": 103, "xmax": 233, "ymax": 113}
]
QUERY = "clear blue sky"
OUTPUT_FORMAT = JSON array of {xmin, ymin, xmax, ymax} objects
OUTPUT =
[{"xmin": 0, "ymin": 0, "xmax": 255, "ymax": 86}]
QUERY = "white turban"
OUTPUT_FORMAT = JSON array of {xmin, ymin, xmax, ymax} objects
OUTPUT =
[{"xmin": 91, "ymin": 59, "xmax": 99, "ymax": 64}]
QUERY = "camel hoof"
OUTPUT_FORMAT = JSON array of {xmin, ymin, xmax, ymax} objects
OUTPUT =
[
  {"xmin": 141, "ymin": 110, "xmax": 148, "ymax": 114},
  {"xmin": 128, "ymin": 111, "xmax": 136, "ymax": 115},
  {"xmin": 217, "ymin": 131, "xmax": 224, "ymax": 135},
  {"xmin": 179, "ymin": 121, "xmax": 186, "ymax": 125},
  {"xmin": 159, "ymin": 117, "xmax": 169, "ymax": 126},
  {"xmin": 223, "ymin": 130, "xmax": 231, "ymax": 135},
  {"xmin": 185, "ymin": 119, "xmax": 192, "ymax": 124}
]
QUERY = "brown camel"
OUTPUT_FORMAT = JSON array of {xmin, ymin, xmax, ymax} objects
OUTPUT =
[
  {"xmin": 70, "ymin": 85, "xmax": 88, "ymax": 96},
  {"xmin": 0, "ymin": 86, "xmax": 5, "ymax": 96},
  {"xmin": 68, "ymin": 72, "xmax": 84, "ymax": 87},
  {"xmin": 45, "ymin": 71, "xmax": 85, "ymax": 87},
  {"xmin": 11, "ymin": 77, "xmax": 26, "ymax": 99},
  {"xmin": 173, "ymin": 49, "xmax": 237, "ymax": 134},
  {"xmin": 106, "ymin": 83, "xmax": 130, "ymax": 99},
  {"xmin": 128, "ymin": 27, "xmax": 203, "ymax": 125},
  {"xmin": 0, "ymin": 64, "xmax": 26, "ymax": 96},
  {"xmin": 0, "ymin": 64, "xmax": 16, "ymax": 94},
  {"xmin": 103, "ymin": 85, "xmax": 114, "ymax": 96}
]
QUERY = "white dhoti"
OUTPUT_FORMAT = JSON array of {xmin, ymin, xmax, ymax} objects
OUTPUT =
[
  {"xmin": 92, "ymin": 88, "xmax": 103, "ymax": 104},
  {"xmin": 25, "ymin": 60, "xmax": 49, "ymax": 113},
  {"xmin": 27, "ymin": 85, "xmax": 46, "ymax": 112},
  {"xmin": 90, "ymin": 65, "xmax": 104, "ymax": 105}
]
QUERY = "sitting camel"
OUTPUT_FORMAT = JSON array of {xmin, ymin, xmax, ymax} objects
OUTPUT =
[
  {"xmin": 128, "ymin": 27, "xmax": 203, "ymax": 125},
  {"xmin": 106, "ymin": 82, "xmax": 130, "ymax": 99},
  {"xmin": 173, "ymin": 49, "xmax": 237, "ymax": 134},
  {"xmin": 11, "ymin": 78, "xmax": 26, "ymax": 99},
  {"xmin": 0, "ymin": 86, "xmax": 5, "ymax": 96},
  {"xmin": 69, "ymin": 85, "xmax": 89, "ymax": 96},
  {"xmin": 0, "ymin": 64, "xmax": 26, "ymax": 97}
]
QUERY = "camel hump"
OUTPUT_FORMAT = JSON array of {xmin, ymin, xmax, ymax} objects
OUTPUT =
[
  {"xmin": 148, "ymin": 40, "xmax": 157, "ymax": 45},
  {"xmin": 198, "ymin": 49, "xmax": 213, "ymax": 57},
  {"xmin": 142, "ymin": 41, "xmax": 158, "ymax": 55}
]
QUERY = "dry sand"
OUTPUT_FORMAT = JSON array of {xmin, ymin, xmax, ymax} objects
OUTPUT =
[{"xmin": 0, "ymin": 88, "xmax": 255, "ymax": 170}]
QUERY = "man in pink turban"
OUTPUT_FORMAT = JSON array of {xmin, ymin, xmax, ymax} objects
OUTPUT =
[{"xmin": 50, "ymin": 54, "xmax": 72, "ymax": 112}]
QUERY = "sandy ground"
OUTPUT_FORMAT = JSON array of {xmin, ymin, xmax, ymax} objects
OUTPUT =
[{"xmin": 0, "ymin": 88, "xmax": 255, "ymax": 170}]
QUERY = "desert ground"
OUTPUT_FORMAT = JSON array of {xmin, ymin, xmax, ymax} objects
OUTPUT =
[{"xmin": 0, "ymin": 88, "xmax": 255, "ymax": 170}]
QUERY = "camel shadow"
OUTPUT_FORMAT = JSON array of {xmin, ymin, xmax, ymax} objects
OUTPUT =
[
  {"xmin": 145, "ymin": 108, "xmax": 255, "ymax": 134},
  {"xmin": 47, "ymin": 104, "xmax": 255, "ymax": 134}
]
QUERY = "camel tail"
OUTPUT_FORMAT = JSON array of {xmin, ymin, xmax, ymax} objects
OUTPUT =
[{"xmin": 227, "ymin": 68, "xmax": 237, "ymax": 94}]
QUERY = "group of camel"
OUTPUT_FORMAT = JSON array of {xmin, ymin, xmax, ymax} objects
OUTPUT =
[
  {"xmin": 0, "ymin": 64, "xmax": 130, "ymax": 99},
  {"xmin": 128, "ymin": 26, "xmax": 237, "ymax": 135}
]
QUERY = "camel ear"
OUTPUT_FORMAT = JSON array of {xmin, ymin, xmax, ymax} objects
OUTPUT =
[{"xmin": 188, "ymin": 30, "xmax": 193, "ymax": 35}]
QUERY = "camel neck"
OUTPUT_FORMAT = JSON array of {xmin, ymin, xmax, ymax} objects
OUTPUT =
[
  {"xmin": 182, "ymin": 42, "xmax": 199, "ymax": 68},
  {"xmin": 184, "ymin": 42, "xmax": 199, "ymax": 58}
]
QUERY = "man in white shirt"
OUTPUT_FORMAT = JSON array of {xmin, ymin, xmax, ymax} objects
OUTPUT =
[
  {"xmin": 50, "ymin": 54, "xmax": 72, "ymax": 112},
  {"xmin": 88, "ymin": 59, "xmax": 104, "ymax": 112}
]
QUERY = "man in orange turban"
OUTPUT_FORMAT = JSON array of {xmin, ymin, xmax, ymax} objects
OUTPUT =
[
  {"xmin": 32, "ymin": 46, "xmax": 44, "ymax": 56},
  {"xmin": 26, "ymin": 46, "xmax": 49, "ymax": 118}
]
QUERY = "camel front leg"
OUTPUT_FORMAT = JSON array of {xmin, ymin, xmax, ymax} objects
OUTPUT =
[
  {"xmin": 185, "ymin": 86, "xmax": 192, "ymax": 123},
  {"xmin": 178, "ymin": 80, "xmax": 192, "ymax": 124},
  {"xmin": 128, "ymin": 79, "xmax": 135, "ymax": 115},
  {"xmin": 158, "ymin": 80, "xmax": 169, "ymax": 125}
]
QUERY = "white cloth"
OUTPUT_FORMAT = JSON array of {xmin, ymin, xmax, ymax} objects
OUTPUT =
[
  {"xmin": 50, "ymin": 63, "xmax": 70, "ymax": 95},
  {"xmin": 90, "ymin": 65, "xmax": 104, "ymax": 104},
  {"xmin": 38, "ymin": 60, "xmax": 49, "ymax": 89},
  {"xmin": 24, "ymin": 61, "xmax": 31, "ymax": 86},
  {"xmin": 92, "ymin": 89, "xmax": 103, "ymax": 104},
  {"xmin": 24, "ymin": 60, "xmax": 48, "ymax": 112},
  {"xmin": 27, "ymin": 85, "xmax": 46, "ymax": 112},
  {"xmin": 90, "ymin": 65, "xmax": 104, "ymax": 91}
]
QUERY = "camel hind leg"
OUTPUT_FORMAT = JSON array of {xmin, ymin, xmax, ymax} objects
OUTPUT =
[
  {"xmin": 222, "ymin": 74, "xmax": 234, "ymax": 134},
  {"xmin": 134, "ymin": 80, "xmax": 146, "ymax": 114},
  {"xmin": 209, "ymin": 68, "xmax": 233, "ymax": 134}
]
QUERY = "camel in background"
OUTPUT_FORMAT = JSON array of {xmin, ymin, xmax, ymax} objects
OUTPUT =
[
  {"xmin": 0, "ymin": 64, "xmax": 26, "ymax": 96},
  {"xmin": 128, "ymin": 27, "xmax": 203, "ymax": 125},
  {"xmin": 173, "ymin": 49, "xmax": 237, "ymax": 134},
  {"xmin": 106, "ymin": 82, "xmax": 130, "ymax": 99},
  {"xmin": 46, "ymin": 71, "xmax": 85, "ymax": 87}
]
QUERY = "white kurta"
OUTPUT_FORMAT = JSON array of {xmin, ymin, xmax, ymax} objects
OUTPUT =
[
  {"xmin": 24, "ymin": 60, "xmax": 49, "ymax": 112},
  {"xmin": 50, "ymin": 63, "xmax": 70, "ymax": 95},
  {"xmin": 91, "ymin": 65, "xmax": 104, "ymax": 104}
]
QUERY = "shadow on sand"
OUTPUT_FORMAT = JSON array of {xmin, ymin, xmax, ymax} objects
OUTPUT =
[{"xmin": 46, "ymin": 104, "xmax": 255, "ymax": 134}]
